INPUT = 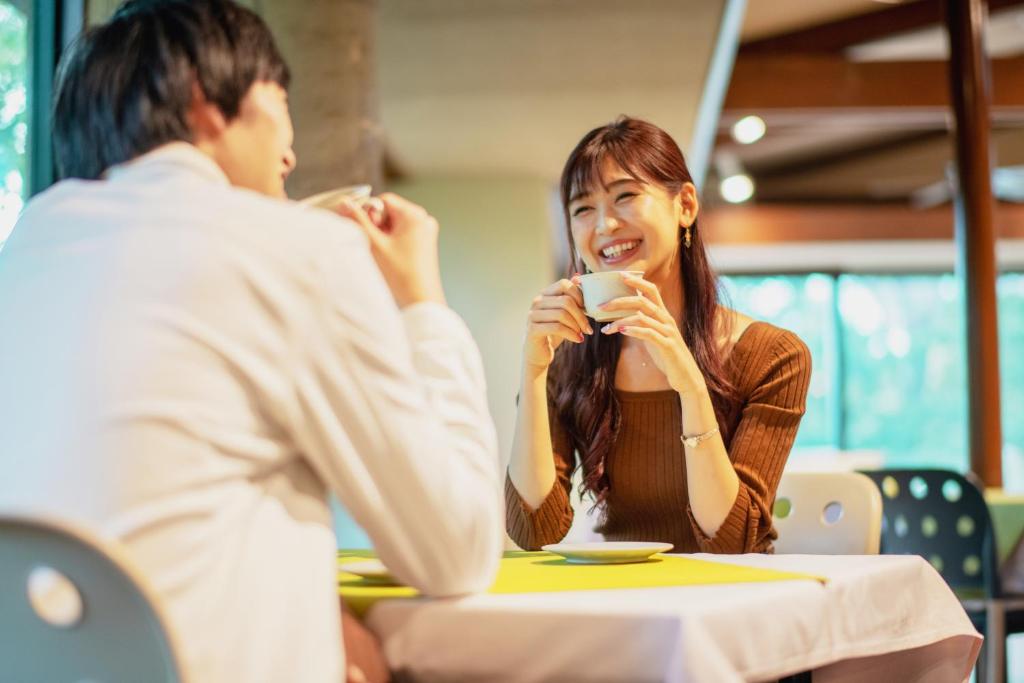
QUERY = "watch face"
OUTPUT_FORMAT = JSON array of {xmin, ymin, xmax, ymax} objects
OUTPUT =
[{"xmin": 682, "ymin": 427, "xmax": 718, "ymax": 448}]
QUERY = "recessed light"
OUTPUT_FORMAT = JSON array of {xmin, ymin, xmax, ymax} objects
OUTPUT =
[
  {"xmin": 731, "ymin": 115, "xmax": 766, "ymax": 145},
  {"xmin": 719, "ymin": 174, "xmax": 755, "ymax": 204}
]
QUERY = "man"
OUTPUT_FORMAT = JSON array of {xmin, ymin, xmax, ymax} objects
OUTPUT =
[{"xmin": 0, "ymin": 1, "xmax": 503, "ymax": 681}]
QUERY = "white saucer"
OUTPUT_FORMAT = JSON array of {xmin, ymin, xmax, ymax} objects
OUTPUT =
[
  {"xmin": 338, "ymin": 559, "xmax": 399, "ymax": 584},
  {"xmin": 541, "ymin": 542, "xmax": 673, "ymax": 564}
]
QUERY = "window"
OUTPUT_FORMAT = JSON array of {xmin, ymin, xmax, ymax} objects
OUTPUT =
[
  {"xmin": 998, "ymin": 273, "xmax": 1024, "ymax": 489},
  {"xmin": 0, "ymin": 0, "xmax": 29, "ymax": 247},
  {"xmin": 722, "ymin": 271, "xmax": 1024, "ymax": 491},
  {"xmin": 838, "ymin": 274, "xmax": 967, "ymax": 467},
  {"xmin": 720, "ymin": 274, "xmax": 836, "ymax": 451}
]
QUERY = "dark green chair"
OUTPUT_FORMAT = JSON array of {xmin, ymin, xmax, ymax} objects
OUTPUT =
[
  {"xmin": 0, "ymin": 513, "xmax": 187, "ymax": 682},
  {"xmin": 860, "ymin": 469, "xmax": 1024, "ymax": 683}
]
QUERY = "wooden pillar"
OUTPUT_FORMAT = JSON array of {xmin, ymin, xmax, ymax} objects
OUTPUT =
[
  {"xmin": 944, "ymin": 0, "xmax": 1002, "ymax": 486},
  {"xmin": 258, "ymin": 0, "xmax": 383, "ymax": 198}
]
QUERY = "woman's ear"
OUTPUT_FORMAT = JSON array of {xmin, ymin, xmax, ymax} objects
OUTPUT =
[
  {"xmin": 187, "ymin": 81, "xmax": 228, "ymax": 144},
  {"xmin": 677, "ymin": 182, "xmax": 700, "ymax": 228}
]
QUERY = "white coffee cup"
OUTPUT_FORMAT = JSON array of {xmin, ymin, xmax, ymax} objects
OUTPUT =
[{"xmin": 578, "ymin": 271, "xmax": 644, "ymax": 322}]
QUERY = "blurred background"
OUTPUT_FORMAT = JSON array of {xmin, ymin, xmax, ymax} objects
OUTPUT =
[{"xmin": 2, "ymin": 0, "xmax": 1023, "ymax": 575}]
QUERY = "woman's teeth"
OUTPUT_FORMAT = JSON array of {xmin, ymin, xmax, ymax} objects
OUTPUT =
[{"xmin": 602, "ymin": 241, "xmax": 639, "ymax": 259}]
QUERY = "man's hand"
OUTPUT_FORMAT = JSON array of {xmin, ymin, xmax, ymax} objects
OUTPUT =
[{"xmin": 336, "ymin": 193, "xmax": 446, "ymax": 309}]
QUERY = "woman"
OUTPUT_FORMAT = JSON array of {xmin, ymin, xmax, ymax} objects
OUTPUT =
[{"xmin": 506, "ymin": 117, "xmax": 811, "ymax": 554}]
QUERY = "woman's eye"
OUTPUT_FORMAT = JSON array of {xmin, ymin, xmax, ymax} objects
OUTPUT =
[
  {"xmin": 616, "ymin": 192, "xmax": 637, "ymax": 202},
  {"xmin": 572, "ymin": 206, "xmax": 592, "ymax": 217}
]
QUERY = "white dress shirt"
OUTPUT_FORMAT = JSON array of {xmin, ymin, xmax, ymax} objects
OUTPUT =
[{"xmin": 0, "ymin": 144, "xmax": 503, "ymax": 682}]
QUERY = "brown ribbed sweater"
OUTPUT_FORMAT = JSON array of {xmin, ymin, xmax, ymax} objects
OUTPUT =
[{"xmin": 505, "ymin": 321, "xmax": 812, "ymax": 554}]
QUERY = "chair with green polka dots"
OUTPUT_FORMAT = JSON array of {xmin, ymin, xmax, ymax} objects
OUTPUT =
[{"xmin": 860, "ymin": 469, "xmax": 1024, "ymax": 683}]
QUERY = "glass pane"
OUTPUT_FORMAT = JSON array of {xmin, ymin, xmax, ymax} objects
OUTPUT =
[
  {"xmin": 0, "ymin": 0, "xmax": 28, "ymax": 248},
  {"xmin": 838, "ymin": 274, "xmax": 967, "ymax": 470},
  {"xmin": 999, "ymin": 273, "xmax": 1024, "ymax": 491},
  {"xmin": 720, "ymin": 274, "xmax": 836, "ymax": 451}
]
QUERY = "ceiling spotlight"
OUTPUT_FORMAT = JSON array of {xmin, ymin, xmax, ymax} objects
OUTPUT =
[
  {"xmin": 720, "ymin": 174, "xmax": 755, "ymax": 204},
  {"xmin": 731, "ymin": 115, "xmax": 766, "ymax": 145}
]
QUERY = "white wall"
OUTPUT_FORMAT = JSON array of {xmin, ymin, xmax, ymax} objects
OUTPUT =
[
  {"xmin": 333, "ymin": 175, "xmax": 559, "ymax": 548},
  {"xmin": 390, "ymin": 175, "xmax": 558, "ymax": 458}
]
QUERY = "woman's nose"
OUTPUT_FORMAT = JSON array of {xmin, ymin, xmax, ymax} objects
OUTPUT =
[{"xmin": 596, "ymin": 210, "xmax": 619, "ymax": 235}]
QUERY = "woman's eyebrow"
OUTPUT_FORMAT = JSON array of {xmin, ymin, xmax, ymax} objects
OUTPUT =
[{"xmin": 570, "ymin": 178, "xmax": 638, "ymax": 203}]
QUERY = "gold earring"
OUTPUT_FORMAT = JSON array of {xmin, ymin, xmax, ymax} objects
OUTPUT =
[{"xmin": 684, "ymin": 225, "xmax": 692, "ymax": 249}]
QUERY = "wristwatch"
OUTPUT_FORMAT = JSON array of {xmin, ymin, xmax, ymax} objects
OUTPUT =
[{"xmin": 680, "ymin": 426, "xmax": 720, "ymax": 449}]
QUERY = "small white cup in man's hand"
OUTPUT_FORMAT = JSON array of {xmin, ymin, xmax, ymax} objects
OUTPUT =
[
  {"xmin": 578, "ymin": 271, "xmax": 644, "ymax": 322},
  {"xmin": 301, "ymin": 184, "xmax": 386, "ymax": 225},
  {"xmin": 300, "ymin": 184, "xmax": 372, "ymax": 209}
]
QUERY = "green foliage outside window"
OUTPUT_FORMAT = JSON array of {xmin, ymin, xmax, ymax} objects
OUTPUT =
[
  {"xmin": 998, "ymin": 274, "xmax": 1024, "ymax": 489},
  {"xmin": 722, "ymin": 271, "xmax": 1024, "ymax": 491},
  {"xmin": 0, "ymin": 0, "xmax": 28, "ymax": 246},
  {"xmin": 719, "ymin": 274, "xmax": 835, "ymax": 451},
  {"xmin": 838, "ymin": 274, "xmax": 967, "ymax": 466}
]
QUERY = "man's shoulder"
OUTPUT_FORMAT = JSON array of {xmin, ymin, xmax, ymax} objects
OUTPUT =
[
  {"xmin": 9, "ymin": 179, "xmax": 370, "ymax": 292},
  {"xmin": 216, "ymin": 188, "xmax": 367, "ymax": 248}
]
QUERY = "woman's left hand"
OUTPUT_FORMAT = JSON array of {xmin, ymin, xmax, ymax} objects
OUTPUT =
[{"xmin": 599, "ymin": 272, "xmax": 705, "ymax": 395}]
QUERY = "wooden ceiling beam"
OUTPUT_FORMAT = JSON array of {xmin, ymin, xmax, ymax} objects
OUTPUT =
[
  {"xmin": 724, "ymin": 55, "xmax": 1024, "ymax": 111},
  {"xmin": 740, "ymin": 0, "xmax": 1024, "ymax": 54},
  {"xmin": 703, "ymin": 202, "xmax": 1024, "ymax": 244},
  {"xmin": 743, "ymin": 130, "xmax": 947, "ymax": 178}
]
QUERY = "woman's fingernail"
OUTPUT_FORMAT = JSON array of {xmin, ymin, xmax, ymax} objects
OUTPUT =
[
  {"xmin": 586, "ymin": 324, "xmax": 594, "ymax": 334},
  {"xmin": 577, "ymin": 333, "xmax": 585, "ymax": 342},
  {"xmin": 601, "ymin": 324, "xmax": 614, "ymax": 334}
]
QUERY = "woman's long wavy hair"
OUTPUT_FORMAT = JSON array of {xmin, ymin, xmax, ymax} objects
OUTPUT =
[{"xmin": 551, "ymin": 116, "xmax": 739, "ymax": 508}]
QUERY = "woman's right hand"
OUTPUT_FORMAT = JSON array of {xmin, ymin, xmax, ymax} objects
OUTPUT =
[{"xmin": 523, "ymin": 277, "xmax": 593, "ymax": 374}]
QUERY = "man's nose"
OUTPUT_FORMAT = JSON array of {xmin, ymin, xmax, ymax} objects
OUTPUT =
[{"xmin": 283, "ymin": 148, "xmax": 297, "ymax": 175}]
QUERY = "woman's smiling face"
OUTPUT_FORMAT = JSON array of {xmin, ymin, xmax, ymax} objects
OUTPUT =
[{"xmin": 567, "ymin": 157, "xmax": 696, "ymax": 281}]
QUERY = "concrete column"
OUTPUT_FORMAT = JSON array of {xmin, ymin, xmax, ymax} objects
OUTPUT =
[
  {"xmin": 258, "ymin": 0, "xmax": 382, "ymax": 199},
  {"xmin": 87, "ymin": 0, "xmax": 383, "ymax": 198}
]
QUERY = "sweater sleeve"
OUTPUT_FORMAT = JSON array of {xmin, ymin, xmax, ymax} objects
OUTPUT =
[
  {"xmin": 687, "ymin": 327, "xmax": 811, "ymax": 554},
  {"xmin": 505, "ymin": 391, "xmax": 576, "ymax": 550}
]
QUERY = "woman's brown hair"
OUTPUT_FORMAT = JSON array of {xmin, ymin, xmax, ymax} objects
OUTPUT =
[{"xmin": 551, "ymin": 116, "xmax": 738, "ymax": 507}]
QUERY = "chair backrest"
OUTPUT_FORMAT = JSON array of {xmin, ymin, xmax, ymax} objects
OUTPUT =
[
  {"xmin": 859, "ymin": 469, "xmax": 999, "ymax": 597},
  {"xmin": 772, "ymin": 471, "xmax": 883, "ymax": 555},
  {"xmin": 0, "ymin": 512, "xmax": 187, "ymax": 682}
]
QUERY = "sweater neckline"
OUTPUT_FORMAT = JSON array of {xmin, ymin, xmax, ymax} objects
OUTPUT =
[{"xmin": 613, "ymin": 320, "xmax": 769, "ymax": 400}]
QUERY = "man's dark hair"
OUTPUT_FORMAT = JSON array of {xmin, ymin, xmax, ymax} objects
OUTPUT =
[{"xmin": 53, "ymin": 0, "xmax": 290, "ymax": 180}]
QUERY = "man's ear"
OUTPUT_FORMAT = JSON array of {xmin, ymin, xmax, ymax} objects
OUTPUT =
[{"xmin": 187, "ymin": 81, "xmax": 227, "ymax": 144}]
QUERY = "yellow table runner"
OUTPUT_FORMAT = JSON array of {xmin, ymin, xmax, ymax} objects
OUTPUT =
[{"xmin": 339, "ymin": 550, "xmax": 825, "ymax": 617}]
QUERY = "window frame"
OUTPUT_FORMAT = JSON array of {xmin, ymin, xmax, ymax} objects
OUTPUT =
[{"xmin": 24, "ymin": 0, "xmax": 83, "ymax": 196}]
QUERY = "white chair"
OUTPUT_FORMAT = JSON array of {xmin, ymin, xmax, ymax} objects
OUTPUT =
[
  {"xmin": 0, "ymin": 512, "xmax": 188, "ymax": 682},
  {"xmin": 772, "ymin": 471, "xmax": 883, "ymax": 555}
]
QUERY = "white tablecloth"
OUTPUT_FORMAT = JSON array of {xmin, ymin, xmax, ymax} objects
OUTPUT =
[{"xmin": 364, "ymin": 553, "xmax": 982, "ymax": 683}]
